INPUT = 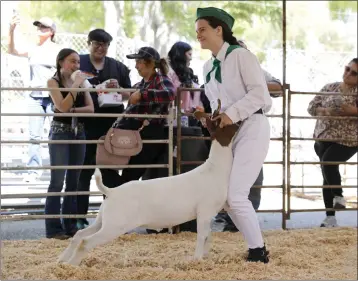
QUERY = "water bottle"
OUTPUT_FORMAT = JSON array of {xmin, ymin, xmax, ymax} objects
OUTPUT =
[{"xmin": 181, "ymin": 110, "xmax": 189, "ymax": 127}]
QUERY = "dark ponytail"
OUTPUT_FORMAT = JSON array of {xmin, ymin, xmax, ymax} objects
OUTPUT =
[
  {"xmin": 155, "ymin": 58, "xmax": 169, "ymax": 76},
  {"xmin": 144, "ymin": 57, "xmax": 169, "ymax": 75},
  {"xmin": 196, "ymin": 16, "xmax": 238, "ymax": 46},
  {"xmin": 222, "ymin": 27, "xmax": 238, "ymax": 45}
]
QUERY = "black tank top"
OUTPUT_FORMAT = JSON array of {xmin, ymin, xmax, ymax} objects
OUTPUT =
[{"xmin": 51, "ymin": 76, "xmax": 86, "ymax": 124}]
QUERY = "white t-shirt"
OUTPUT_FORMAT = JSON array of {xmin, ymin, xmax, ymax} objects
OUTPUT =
[{"xmin": 28, "ymin": 41, "xmax": 60, "ymax": 97}]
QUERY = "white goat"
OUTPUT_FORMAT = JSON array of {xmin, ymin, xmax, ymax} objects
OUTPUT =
[{"xmin": 58, "ymin": 107, "xmax": 241, "ymax": 266}]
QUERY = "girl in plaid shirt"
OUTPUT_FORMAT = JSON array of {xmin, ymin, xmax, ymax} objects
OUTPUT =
[{"xmin": 100, "ymin": 47, "xmax": 175, "ymax": 188}]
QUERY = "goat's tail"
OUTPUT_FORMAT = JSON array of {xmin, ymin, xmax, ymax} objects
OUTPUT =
[{"xmin": 94, "ymin": 168, "xmax": 110, "ymax": 196}]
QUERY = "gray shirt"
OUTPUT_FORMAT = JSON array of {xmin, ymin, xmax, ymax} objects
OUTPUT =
[
  {"xmin": 263, "ymin": 69, "xmax": 281, "ymax": 84},
  {"xmin": 263, "ymin": 69, "xmax": 282, "ymax": 97}
]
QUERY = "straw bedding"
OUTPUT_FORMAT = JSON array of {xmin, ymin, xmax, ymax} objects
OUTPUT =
[{"xmin": 1, "ymin": 227, "xmax": 356, "ymax": 280}]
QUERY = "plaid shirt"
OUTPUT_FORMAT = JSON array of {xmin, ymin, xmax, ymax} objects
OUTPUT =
[{"xmin": 114, "ymin": 72, "xmax": 175, "ymax": 127}]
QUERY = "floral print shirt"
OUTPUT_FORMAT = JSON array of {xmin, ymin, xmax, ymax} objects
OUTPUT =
[{"xmin": 307, "ymin": 82, "xmax": 358, "ymax": 147}]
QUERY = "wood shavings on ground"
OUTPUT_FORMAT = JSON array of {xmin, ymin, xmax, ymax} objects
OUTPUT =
[{"xmin": 1, "ymin": 227, "xmax": 356, "ymax": 280}]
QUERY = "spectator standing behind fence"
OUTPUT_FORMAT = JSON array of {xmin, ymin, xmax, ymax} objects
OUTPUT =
[
  {"xmin": 45, "ymin": 48, "xmax": 94, "ymax": 240},
  {"xmin": 167, "ymin": 41, "xmax": 203, "ymax": 114},
  {"xmin": 76, "ymin": 29, "xmax": 131, "ymax": 230},
  {"xmin": 99, "ymin": 47, "xmax": 175, "ymax": 189},
  {"xmin": 8, "ymin": 15, "xmax": 60, "ymax": 183},
  {"xmin": 218, "ymin": 39, "xmax": 284, "ymax": 232},
  {"xmin": 307, "ymin": 58, "xmax": 358, "ymax": 228}
]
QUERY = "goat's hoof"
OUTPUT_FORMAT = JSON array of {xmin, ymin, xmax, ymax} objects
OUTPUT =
[
  {"xmin": 192, "ymin": 255, "xmax": 204, "ymax": 261},
  {"xmin": 186, "ymin": 256, "xmax": 197, "ymax": 262},
  {"xmin": 57, "ymin": 256, "xmax": 66, "ymax": 263},
  {"xmin": 66, "ymin": 260, "xmax": 81, "ymax": 266}
]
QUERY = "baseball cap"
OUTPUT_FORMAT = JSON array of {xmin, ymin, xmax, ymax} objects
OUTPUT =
[
  {"xmin": 126, "ymin": 47, "xmax": 160, "ymax": 61},
  {"xmin": 33, "ymin": 17, "xmax": 56, "ymax": 32}
]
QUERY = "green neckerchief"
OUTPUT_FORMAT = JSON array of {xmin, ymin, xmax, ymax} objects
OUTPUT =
[{"xmin": 205, "ymin": 45, "xmax": 241, "ymax": 84}]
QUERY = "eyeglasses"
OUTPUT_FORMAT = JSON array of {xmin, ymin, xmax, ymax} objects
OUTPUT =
[
  {"xmin": 345, "ymin": 66, "xmax": 358, "ymax": 77},
  {"xmin": 90, "ymin": 41, "xmax": 110, "ymax": 49}
]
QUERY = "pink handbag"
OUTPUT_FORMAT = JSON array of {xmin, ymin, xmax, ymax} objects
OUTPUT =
[{"xmin": 96, "ymin": 120, "xmax": 149, "ymax": 167}]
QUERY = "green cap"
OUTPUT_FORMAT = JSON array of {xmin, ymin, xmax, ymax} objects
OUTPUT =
[{"xmin": 196, "ymin": 7, "xmax": 235, "ymax": 30}]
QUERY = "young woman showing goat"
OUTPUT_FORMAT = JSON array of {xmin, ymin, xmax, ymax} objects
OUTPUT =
[{"xmin": 195, "ymin": 7, "xmax": 272, "ymax": 263}]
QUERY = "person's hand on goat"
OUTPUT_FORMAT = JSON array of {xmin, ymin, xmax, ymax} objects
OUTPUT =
[
  {"xmin": 212, "ymin": 112, "xmax": 233, "ymax": 128},
  {"xmin": 128, "ymin": 90, "xmax": 141, "ymax": 105}
]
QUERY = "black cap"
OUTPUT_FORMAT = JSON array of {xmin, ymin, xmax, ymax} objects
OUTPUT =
[
  {"xmin": 88, "ymin": 29, "xmax": 113, "ymax": 43},
  {"xmin": 126, "ymin": 47, "xmax": 160, "ymax": 61}
]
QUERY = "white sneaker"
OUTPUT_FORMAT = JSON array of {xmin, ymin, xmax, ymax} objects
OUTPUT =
[
  {"xmin": 333, "ymin": 196, "xmax": 346, "ymax": 209},
  {"xmin": 320, "ymin": 216, "xmax": 338, "ymax": 227}
]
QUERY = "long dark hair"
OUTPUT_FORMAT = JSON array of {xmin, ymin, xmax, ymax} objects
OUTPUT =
[
  {"xmin": 54, "ymin": 48, "xmax": 78, "ymax": 86},
  {"xmin": 196, "ymin": 16, "xmax": 238, "ymax": 45},
  {"xmin": 168, "ymin": 41, "xmax": 198, "ymax": 86}
]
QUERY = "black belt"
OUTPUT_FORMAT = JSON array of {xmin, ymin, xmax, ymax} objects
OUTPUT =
[{"xmin": 254, "ymin": 108, "xmax": 263, "ymax": 114}]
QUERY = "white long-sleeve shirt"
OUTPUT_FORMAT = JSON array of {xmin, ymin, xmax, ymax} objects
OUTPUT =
[{"xmin": 203, "ymin": 42, "xmax": 272, "ymax": 123}]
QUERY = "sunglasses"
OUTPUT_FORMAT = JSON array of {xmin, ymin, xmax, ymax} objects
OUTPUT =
[{"xmin": 344, "ymin": 66, "xmax": 358, "ymax": 77}]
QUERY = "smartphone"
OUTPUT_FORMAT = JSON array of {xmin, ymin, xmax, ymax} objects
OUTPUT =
[{"xmin": 12, "ymin": 9, "xmax": 19, "ymax": 17}]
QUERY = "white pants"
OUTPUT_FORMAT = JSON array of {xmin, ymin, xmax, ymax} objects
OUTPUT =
[{"xmin": 227, "ymin": 114, "xmax": 270, "ymax": 249}]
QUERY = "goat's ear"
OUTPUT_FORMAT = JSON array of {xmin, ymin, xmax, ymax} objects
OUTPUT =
[
  {"xmin": 214, "ymin": 123, "xmax": 241, "ymax": 147},
  {"xmin": 193, "ymin": 110, "xmax": 218, "ymax": 137},
  {"xmin": 212, "ymin": 99, "xmax": 222, "ymax": 119},
  {"xmin": 193, "ymin": 111, "xmax": 208, "ymax": 121}
]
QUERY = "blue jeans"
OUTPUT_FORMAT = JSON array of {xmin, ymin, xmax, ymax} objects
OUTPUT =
[
  {"xmin": 45, "ymin": 126, "xmax": 86, "ymax": 237},
  {"xmin": 27, "ymin": 96, "xmax": 53, "ymax": 176}
]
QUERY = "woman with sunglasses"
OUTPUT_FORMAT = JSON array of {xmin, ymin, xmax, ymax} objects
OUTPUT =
[{"xmin": 308, "ymin": 58, "xmax": 358, "ymax": 228}]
